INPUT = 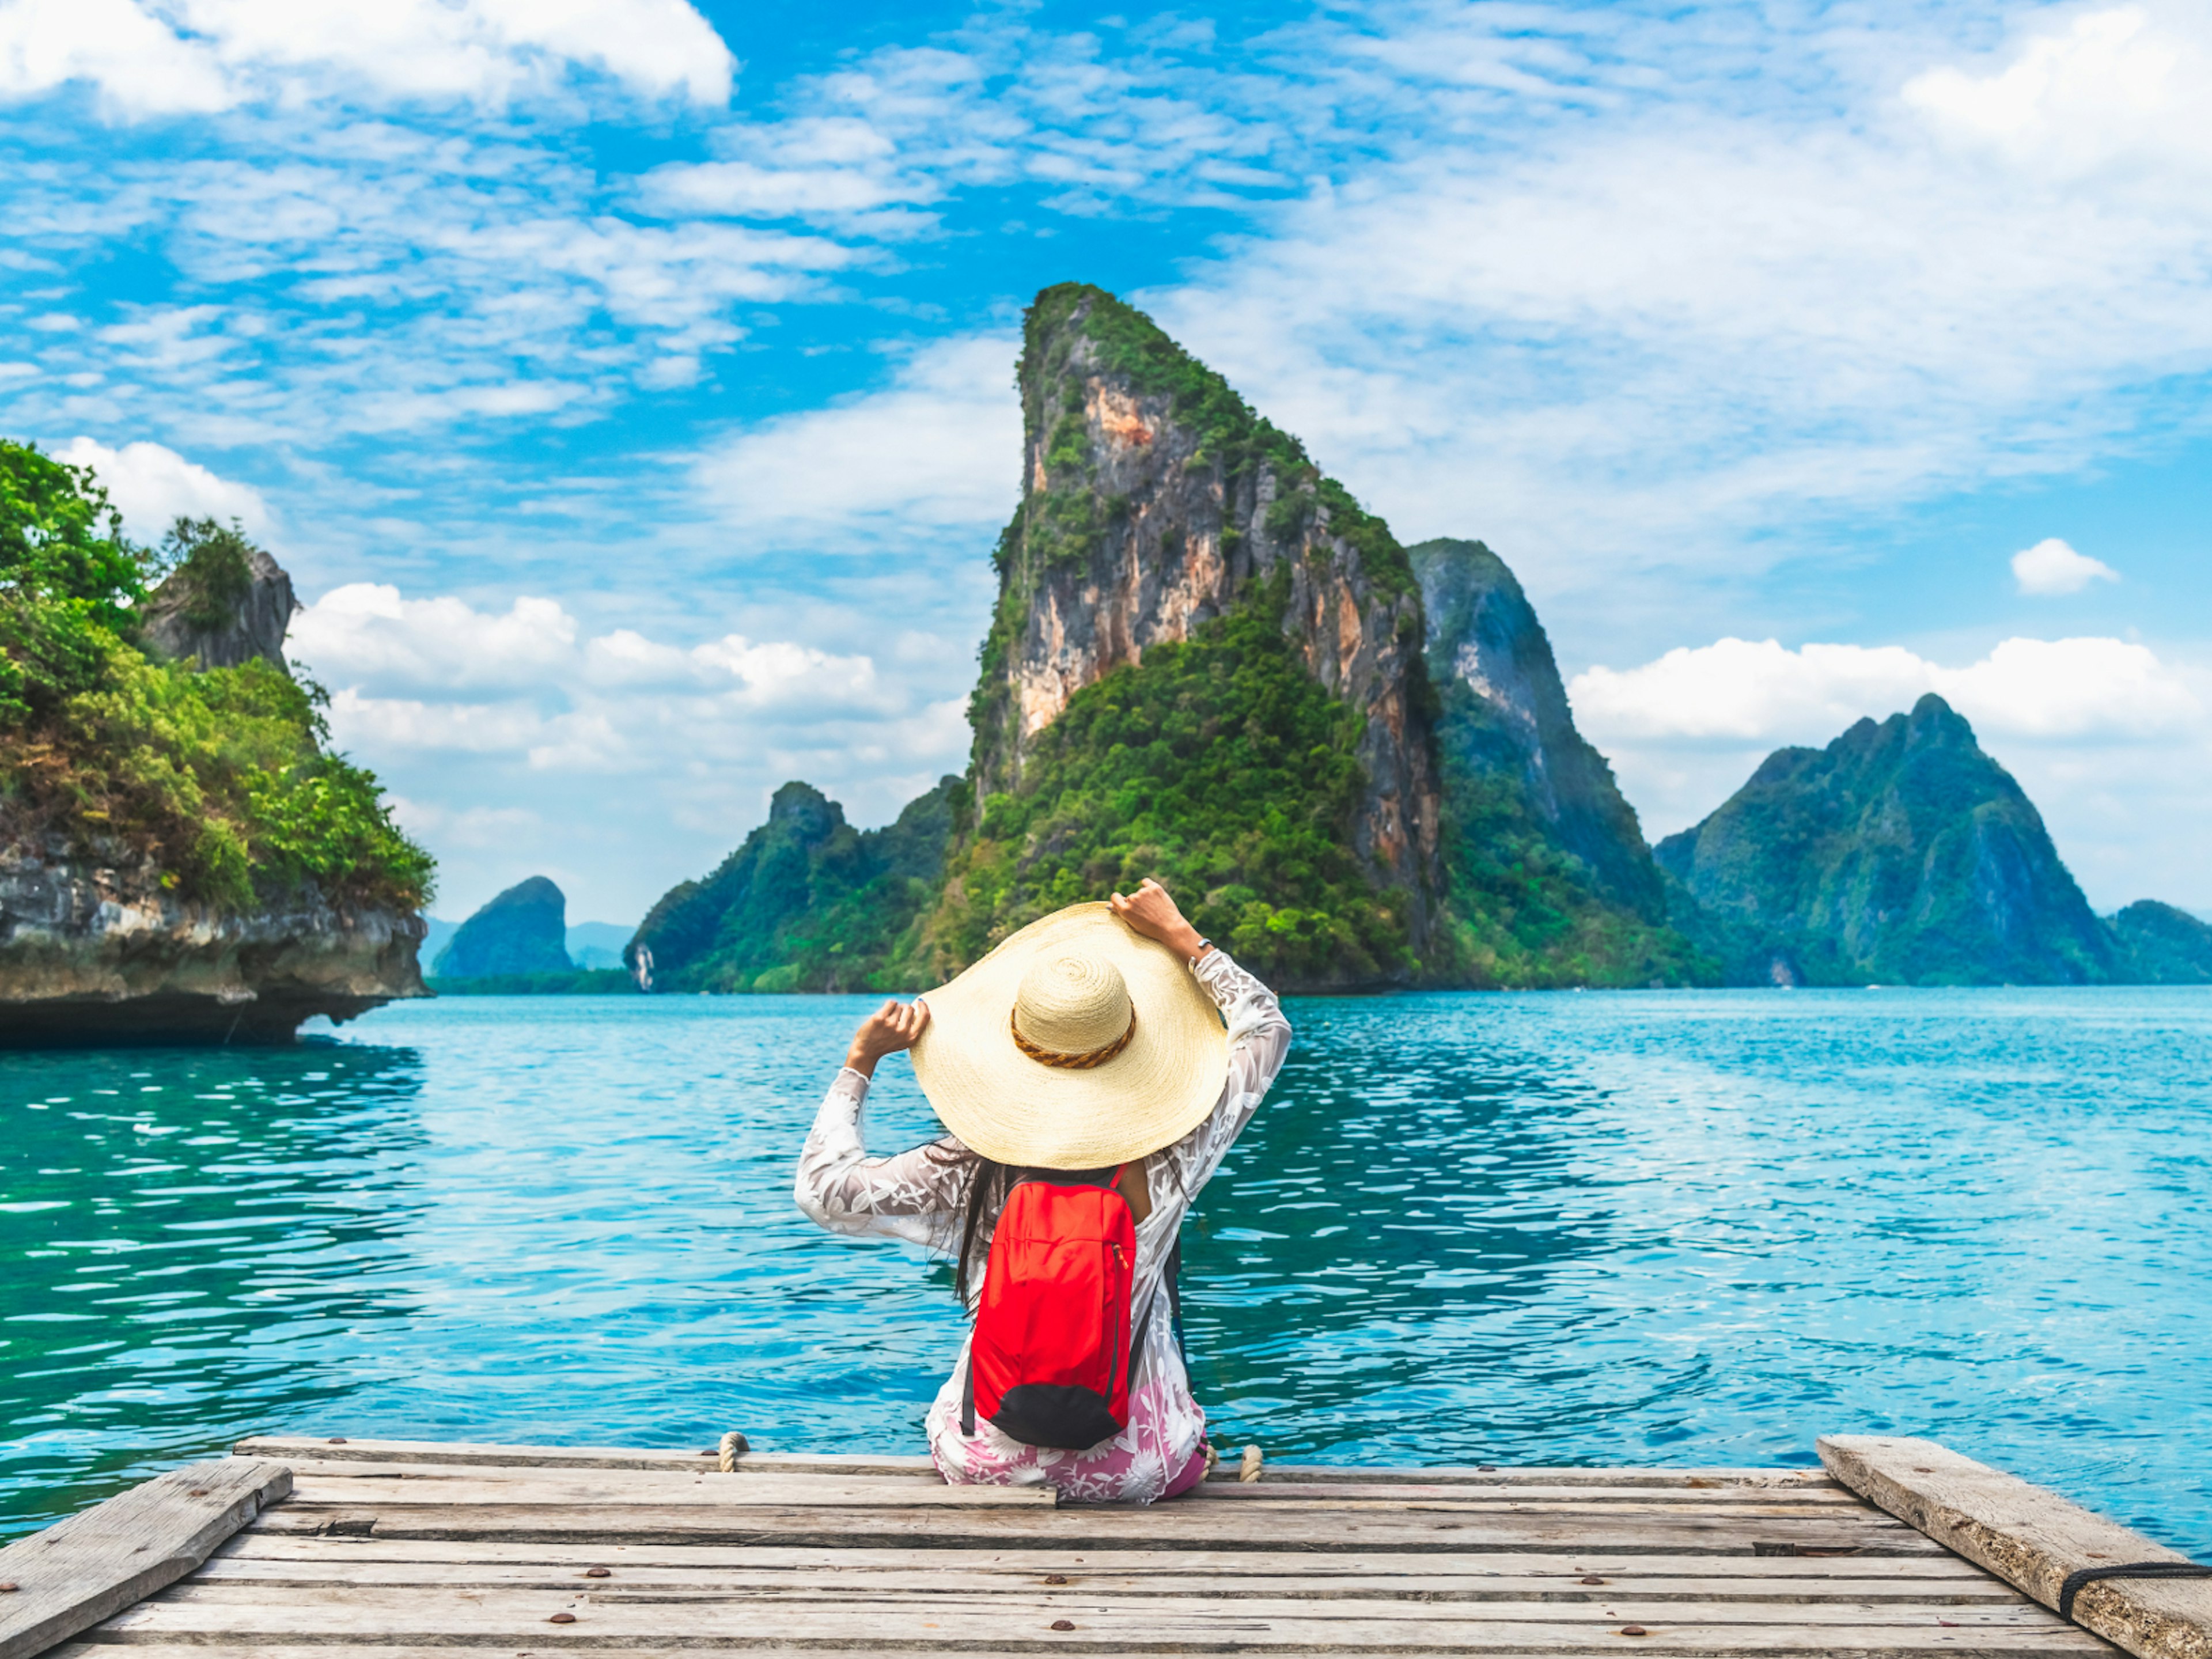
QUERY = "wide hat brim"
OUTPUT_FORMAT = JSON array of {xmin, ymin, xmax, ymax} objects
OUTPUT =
[{"xmin": 911, "ymin": 902, "xmax": 1228, "ymax": 1169}]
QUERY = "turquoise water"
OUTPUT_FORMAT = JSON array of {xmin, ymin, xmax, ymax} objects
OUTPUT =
[{"xmin": 3, "ymin": 988, "xmax": 2207, "ymax": 1551}]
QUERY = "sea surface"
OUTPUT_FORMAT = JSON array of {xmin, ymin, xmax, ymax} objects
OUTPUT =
[{"xmin": 3, "ymin": 987, "xmax": 2207, "ymax": 1550}]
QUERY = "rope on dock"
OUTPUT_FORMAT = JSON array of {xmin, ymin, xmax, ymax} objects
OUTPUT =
[
  {"xmin": 2057, "ymin": 1560, "xmax": 2212, "ymax": 1620},
  {"xmin": 717, "ymin": 1431, "xmax": 749, "ymax": 1473},
  {"xmin": 1238, "ymin": 1444, "xmax": 1263, "ymax": 1483}
]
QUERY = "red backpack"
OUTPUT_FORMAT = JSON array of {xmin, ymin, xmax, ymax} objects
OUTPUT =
[{"xmin": 961, "ymin": 1166, "xmax": 1137, "ymax": 1449}]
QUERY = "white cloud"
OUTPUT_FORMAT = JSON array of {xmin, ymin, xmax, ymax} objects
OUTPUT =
[
  {"xmin": 692, "ymin": 334, "xmax": 1021, "ymax": 537},
  {"xmin": 2013, "ymin": 536, "xmax": 2120, "ymax": 594},
  {"xmin": 1571, "ymin": 635, "xmax": 2198, "ymax": 748},
  {"xmin": 0, "ymin": 0, "xmax": 230, "ymax": 116},
  {"xmin": 289, "ymin": 584, "xmax": 578, "ymax": 695},
  {"xmin": 294, "ymin": 581, "xmax": 971, "ymax": 920},
  {"xmin": 1903, "ymin": 6, "xmax": 2212, "ymax": 179},
  {"xmin": 1567, "ymin": 634, "xmax": 2212, "ymax": 910},
  {"xmin": 0, "ymin": 0, "xmax": 734, "ymax": 116},
  {"xmin": 53, "ymin": 435, "xmax": 270, "ymax": 539}
]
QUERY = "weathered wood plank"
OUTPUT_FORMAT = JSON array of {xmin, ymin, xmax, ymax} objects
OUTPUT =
[
  {"xmin": 149, "ymin": 1578, "xmax": 2084, "ymax": 1625},
  {"xmin": 1188, "ymin": 1481, "xmax": 1863, "ymax": 1506},
  {"xmin": 247, "ymin": 1497, "xmax": 1931, "ymax": 1554},
  {"xmin": 185, "ymin": 1555, "xmax": 2034, "ymax": 1602},
  {"xmin": 90, "ymin": 1584, "xmax": 2118, "ymax": 1651},
  {"xmin": 268, "ymin": 1459, "xmax": 1861, "ymax": 1510},
  {"xmin": 43, "ymin": 1654, "xmax": 2097, "ymax": 1659},
  {"xmin": 232, "ymin": 1438, "xmax": 1843, "ymax": 1490},
  {"xmin": 0, "ymin": 1458, "xmax": 290, "ymax": 1659},
  {"xmin": 276, "ymin": 1475, "xmax": 1858, "ymax": 1523},
  {"xmin": 1822, "ymin": 1437, "xmax": 2208, "ymax": 1659},
  {"xmin": 234, "ymin": 1435, "xmax": 751, "ymax": 1473},
  {"xmin": 281, "ymin": 1472, "xmax": 1055, "ymax": 1510},
  {"xmin": 213, "ymin": 1535, "xmax": 1999, "ymax": 1579}
]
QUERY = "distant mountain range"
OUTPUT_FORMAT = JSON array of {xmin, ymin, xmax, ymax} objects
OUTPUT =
[{"xmin": 463, "ymin": 283, "xmax": 2210, "ymax": 996}]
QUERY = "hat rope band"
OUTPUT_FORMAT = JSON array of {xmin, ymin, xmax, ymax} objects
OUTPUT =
[{"xmin": 1009, "ymin": 1006, "xmax": 1137, "ymax": 1069}]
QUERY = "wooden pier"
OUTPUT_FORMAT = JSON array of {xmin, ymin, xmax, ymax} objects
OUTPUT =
[{"xmin": 3, "ymin": 1434, "xmax": 2206, "ymax": 1658}]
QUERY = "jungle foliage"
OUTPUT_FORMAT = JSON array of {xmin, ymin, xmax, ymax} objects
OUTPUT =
[
  {"xmin": 0, "ymin": 438, "xmax": 432, "ymax": 914},
  {"xmin": 923, "ymin": 583, "xmax": 1414, "ymax": 988},
  {"xmin": 629, "ymin": 777, "xmax": 962, "ymax": 993}
]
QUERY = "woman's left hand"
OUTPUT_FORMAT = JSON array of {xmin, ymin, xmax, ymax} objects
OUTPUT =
[{"xmin": 844, "ymin": 998, "xmax": 931, "ymax": 1078}]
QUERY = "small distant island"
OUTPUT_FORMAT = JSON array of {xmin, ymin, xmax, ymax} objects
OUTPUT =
[
  {"xmin": 425, "ymin": 876, "xmax": 631, "ymax": 995},
  {"xmin": 0, "ymin": 440, "xmax": 431, "ymax": 1043}
]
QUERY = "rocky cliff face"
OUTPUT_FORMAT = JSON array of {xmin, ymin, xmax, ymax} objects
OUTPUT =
[
  {"xmin": 1657, "ymin": 694, "xmax": 2119, "ymax": 986},
  {"xmin": 1411, "ymin": 539, "xmax": 1703, "ymax": 986},
  {"xmin": 1414, "ymin": 539, "xmax": 1666, "ymax": 916},
  {"xmin": 141, "ymin": 541, "xmax": 297, "ymax": 671},
  {"xmin": 0, "ymin": 531, "xmax": 427, "ymax": 1044},
  {"xmin": 967, "ymin": 283, "xmax": 1441, "ymax": 942},
  {"xmin": 433, "ymin": 876, "xmax": 571, "ymax": 978},
  {"xmin": 0, "ymin": 837, "xmax": 423, "ymax": 1044}
]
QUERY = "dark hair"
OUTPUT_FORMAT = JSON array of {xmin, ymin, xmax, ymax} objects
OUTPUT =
[{"xmin": 954, "ymin": 1156, "xmax": 1012, "ymax": 1306}]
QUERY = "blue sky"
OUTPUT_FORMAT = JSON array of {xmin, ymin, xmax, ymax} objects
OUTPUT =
[{"xmin": 5, "ymin": 0, "xmax": 2209, "ymax": 926}]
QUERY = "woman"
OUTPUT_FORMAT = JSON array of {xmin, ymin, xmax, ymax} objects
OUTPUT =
[{"xmin": 794, "ymin": 878, "xmax": 1291, "ymax": 1502}]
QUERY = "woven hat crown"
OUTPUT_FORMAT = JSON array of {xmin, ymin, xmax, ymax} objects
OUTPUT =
[{"xmin": 1013, "ymin": 954, "xmax": 1131, "ymax": 1055}]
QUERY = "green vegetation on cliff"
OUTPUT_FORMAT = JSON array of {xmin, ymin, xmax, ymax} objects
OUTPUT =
[
  {"xmin": 630, "ymin": 778, "xmax": 960, "ymax": 992},
  {"xmin": 0, "ymin": 440, "xmax": 431, "ymax": 913},
  {"xmin": 1657, "ymin": 694, "xmax": 2116, "ymax": 986},
  {"xmin": 928, "ymin": 583, "xmax": 1414, "ymax": 987},
  {"xmin": 2107, "ymin": 900, "xmax": 2212, "ymax": 984},
  {"xmin": 1414, "ymin": 539, "xmax": 1710, "ymax": 988},
  {"xmin": 969, "ymin": 283, "xmax": 1422, "ymax": 795}
]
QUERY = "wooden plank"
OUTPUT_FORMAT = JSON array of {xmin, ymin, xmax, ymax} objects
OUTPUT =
[
  {"xmin": 232, "ymin": 1438, "xmax": 1841, "ymax": 1490},
  {"xmin": 278, "ymin": 1475, "xmax": 1858, "ymax": 1522},
  {"xmin": 92, "ymin": 1584, "xmax": 2118, "ymax": 1650},
  {"xmin": 247, "ymin": 1499, "xmax": 1940, "ymax": 1554},
  {"xmin": 268, "ymin": 1458, "xmax": 1860, "ymax": 1503},
  {"xmin": 153, "ymin": 1579, "xmax": 2084, "ymax": 1624},
  {"xmin": 1820, "ymin": 1437, "xmax": 2209, "ymax": 1659},
  {"xmin": 0, "ymin": 1457, "xmax": 290, "ymax": 1659},
  {"xmin": 47, "ymin": 1654, "xmax": 2105, "ymax": 1659},
  {"xmin": 270, "ymin": 1460, "xmax": 1861, "ymax": 1511},
  {"xmin": 213, "ymin": 1535, "xmax": 2002, "ymax": 1579},
  {"xmin": 281, "ymin": 1472, "xmax": 1056, "ymax": 1509},
  {"xmin": 183, "ymin": 1556, "xmax": 2040, "ymax": 1602},
  {"xmin": 1249, "ymin": 1465, "xmax": 1843, "ymax": 1491},
  {"xmin": 234, "ymin": 1435, "xmax": 752, "ymax": 1473}
]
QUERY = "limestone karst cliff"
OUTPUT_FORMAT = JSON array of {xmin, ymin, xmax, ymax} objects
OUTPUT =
[
  {"xmin": 0, "ymin": 441, "xmax": 431, "ymax": 1043},
  {"xmin": 1412, "ymin": 538, "xmax": 1705, "ymax": 986},
  {"xmin": 632, "ymin": 285, "xmax": 1717, "ymax": 993},
  {"xmin": 1656, "ymin": 694, "xmax": 2120, "ymax": 986},
  {"xmin": 926, "ymin": 283, "xmax": 1442, "ymax": 987},
  {"xmin": 628, "ymin": 779, "xmax": 959, "ymax": 992},
  {"xmin": 434, "ymin": 876, "xmax": 571, "ymax": 979},
  {"xmin": 139, "ymin": 518, "xmax": 298, "ymax": 671}
]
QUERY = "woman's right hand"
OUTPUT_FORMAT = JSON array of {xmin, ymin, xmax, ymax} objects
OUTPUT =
[
  {"xmin": 1110, "ymin": 877, "xmax": 1207, "ymax": 961},
  {"xmin": 844, "ymin": 998, "xmax": 930, "ymax": 1078}
]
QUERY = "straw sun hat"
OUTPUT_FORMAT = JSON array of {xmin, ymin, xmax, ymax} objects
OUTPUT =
[{"xmin": 911, "ymin": 902, "xmax": 1229, "ymax": 1169}]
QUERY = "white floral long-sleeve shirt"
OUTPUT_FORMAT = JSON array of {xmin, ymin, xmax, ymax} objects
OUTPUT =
[{"xmin": 794, "ymin": 948, "xmax": 1291, "ymax": 1502}]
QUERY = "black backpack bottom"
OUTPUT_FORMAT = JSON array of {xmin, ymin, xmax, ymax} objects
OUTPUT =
[{"xmin": 965, "ymin": 1375, "xmax": 1126, "ymax": 1450}]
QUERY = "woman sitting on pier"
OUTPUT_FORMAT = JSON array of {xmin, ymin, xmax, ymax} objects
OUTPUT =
[{"xmin": 795, "ymin": 879, "xmax": 1291, "ymax": 1503}]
